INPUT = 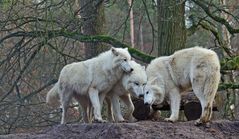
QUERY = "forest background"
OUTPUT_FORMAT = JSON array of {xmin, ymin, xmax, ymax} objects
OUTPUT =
[{"xmin": 0, "ymin": 0, "xmax": 238, "ymax": 134}]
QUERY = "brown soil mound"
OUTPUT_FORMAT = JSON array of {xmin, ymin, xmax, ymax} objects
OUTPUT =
[{"xmin": 1, "ymin": 120, "xmax": 238, "ymax": 139}]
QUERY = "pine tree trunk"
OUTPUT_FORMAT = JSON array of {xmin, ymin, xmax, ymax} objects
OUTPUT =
[
  {"xmin": 157, "ymin": 0, "xmax": 186, "ymax": 56},
  {"xmin": 79, "ymin": 0, "xmax": 106, "ymax": 58}
]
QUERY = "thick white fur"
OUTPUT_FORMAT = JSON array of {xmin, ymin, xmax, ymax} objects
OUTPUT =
[
  {"xmin": 144, "ymin": 47, "xmax": 220, "ymax": 125},
  {"xmin": 79, "ymin": 61, "xmax": 147, "ymax": 123},
  {"xmin": 106, "ymin": 60, "xmax": 147, "ymax": 122},
  {"xmin": 46, "ymin": 47, "xmax": 132, "ymax": 124}
]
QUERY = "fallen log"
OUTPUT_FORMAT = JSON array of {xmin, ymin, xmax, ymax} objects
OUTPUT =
[{"xmin": 132, "ymin": 91, "xmax": 218, "ymax": 121}]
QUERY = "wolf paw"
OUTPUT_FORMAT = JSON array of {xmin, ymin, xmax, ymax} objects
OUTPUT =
[
  {"xmin": 194, "ymin": 119, "xmax": 210, "ymax": 127},
  {"xmin": 118, "ymin": 120, "xmax": 128, "ymax": 123},
  {"xmin": 164, "ymin": 118, "xmax": 176, "ymax": 123},
  {"xmin": 107, "ymin": 117, "xmax": 115, "ymax": 123},
  {"xmin": 128, "ymin": 117, "xmax": 137, "ymax": 123},
  {"xmin": 93, "ymin": 118, "xmax": 107, "ymax": 123},
  {"xmin": 115, "ymin": 117, "xmax": 125, "ymax": 123},
  {"xmin": 194, "ymin": 119, "xmax": 203, "ymax": 126}
]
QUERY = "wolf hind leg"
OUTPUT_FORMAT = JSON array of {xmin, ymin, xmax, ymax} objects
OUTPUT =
[
  {"xmin": 105, "ymin": 97, "xmax": 115, "ymax": 122},
  {"xmin": 192, "ymin": 61, "xmax": 220, "ymax": 125},
  {"xmin": 76, "ymin": 95, "xmax": 92, "ymax": 123},
  {"xmin": 60, "ymin": 87, "xmax": 73, "ymax": 124},
  {"xmin": 192, "ymin": 72, "xmax": 219, "ymax": 125},
  {"xmin": 192, "ymin": 81, "xmax": 216, "ymax": 125},
  {"xmin": 193, "ymin": 90, "xmax": 214, "ymax": 125}
]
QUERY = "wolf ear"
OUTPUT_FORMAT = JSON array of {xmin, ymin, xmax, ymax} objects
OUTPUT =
[
  {"xmin": 124, "ymin": 47, "xmax": 128, "ymax": 51},
  {"xmin": 111, "ymin": 47, "xmax": 118, "ymax": 56}
]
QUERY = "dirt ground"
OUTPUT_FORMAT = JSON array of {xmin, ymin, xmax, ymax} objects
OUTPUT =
[{"xmin": 0, "ymin": 120, "xmax": 238, "ymax": 139}]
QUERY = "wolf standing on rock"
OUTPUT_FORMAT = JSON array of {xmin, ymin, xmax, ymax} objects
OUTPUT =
[
  {"xmin": 144, "ymin": 47, "xmax": 220, "ymax": 125},
  {"xmin": 46, "ymin": 47, "xmax": 133, "ymax": 124}
]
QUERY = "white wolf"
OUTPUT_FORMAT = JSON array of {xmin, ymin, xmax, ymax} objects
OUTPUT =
[
  {"xmin": 77, "ymin": 60, "xmax": 147, "ymax": 123},
  {"xmin": 46, "ymin": 47, "xmax": 133, "ymax": 124},
  {"xmin": 143, "ymin": 47, "xmax": 220, "ymax": 125},
  {"xmin": 108, "ymin": 60, "xmax": 147, "ymax": 122}
]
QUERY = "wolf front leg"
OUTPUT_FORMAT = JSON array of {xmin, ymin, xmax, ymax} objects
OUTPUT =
[
  {"xmin": 165, "ymin": 88, "xmax": 181, "ymax": 122},
  {"xmin": 120, "ymin": 94, "xmax": 136, "ymax": 122},
  {"xmin": 112, "ymin": 95, "xmax": 125, "ymax": 122},
  {"xmin": 88, "ymin": 88, "xmax": 106, "ymax": 123}
]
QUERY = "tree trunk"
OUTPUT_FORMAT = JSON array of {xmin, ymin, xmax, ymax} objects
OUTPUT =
[
  {"xmin": 139, "ymin": 22, "xmax": 144, "ymax": 51},
  {"xmin": 157, "ymin": 0, "xmax": 186, "ymax": 56},
  {"xmin": 128, "ymin": 0, "xmax": 135, "ymax": 48},
  {"xmin": 79, "ymin": 0, "xmax": 106, "ymax": 58},
  {"xmin": 220, "ymin": 0, "xmax": 236, "ymax": 120}
]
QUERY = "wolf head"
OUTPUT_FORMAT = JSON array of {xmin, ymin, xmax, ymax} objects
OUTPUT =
[
  {"xmin": 143, "ymin": 78, "xmax": 165, "ymax": 106},
  {"xmin": 111, "ymin": 47, "xmax": 133, "ymax": 73},
  {"xmin": 123, "ymin": 61, "xmax": 147, "ymax": 98}
]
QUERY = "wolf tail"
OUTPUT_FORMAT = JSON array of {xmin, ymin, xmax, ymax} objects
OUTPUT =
[{"xmin": 46, "ymin": 82, "xmax": 60, "ymax": 107}]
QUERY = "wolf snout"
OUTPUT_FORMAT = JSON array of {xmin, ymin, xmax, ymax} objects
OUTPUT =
[{"xmin": 144, "ymin": 102, "xmax": 150, "ymax": 106}]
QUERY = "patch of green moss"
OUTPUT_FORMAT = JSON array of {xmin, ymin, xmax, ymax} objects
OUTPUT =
[
  {"xmin": 218, "ymin": 83, "xmax": 239, "ymax": 91},
  {"xmin": 221, "ymin": 56, "xmax": 239, "ymax": 70}
]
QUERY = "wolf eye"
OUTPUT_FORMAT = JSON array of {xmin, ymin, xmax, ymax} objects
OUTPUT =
[
  {"xmin": 146, "ymin": 91, "xmax": 149, "ymax": 94},
  {"xmin": 134, "ymin": 82, "xmax": 139, "ymax": 86},
  {"xmin": 143, "ymin": 83, "xmax": 146, "ymax": 86},
  {"xmin": 123, "ymin": 58, "xmax": 127, "ymax": 61}
]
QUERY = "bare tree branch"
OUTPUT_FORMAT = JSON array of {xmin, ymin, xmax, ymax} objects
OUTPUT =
[
  {"xmin": 0, "ymin": 30, "xmax": 155, "ymax": 63},
  {"xmin": 192, "ymin": 0, "xmax": 239, "ymax": 34},
  {"xmin": 0, "ymin": 42, "xmax": 43, "ymax": 102}
]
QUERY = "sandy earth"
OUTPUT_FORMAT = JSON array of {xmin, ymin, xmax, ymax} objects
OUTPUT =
[{"xmin": 0, "ymin": 120, "xmax": 238, "ymax": 139}]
